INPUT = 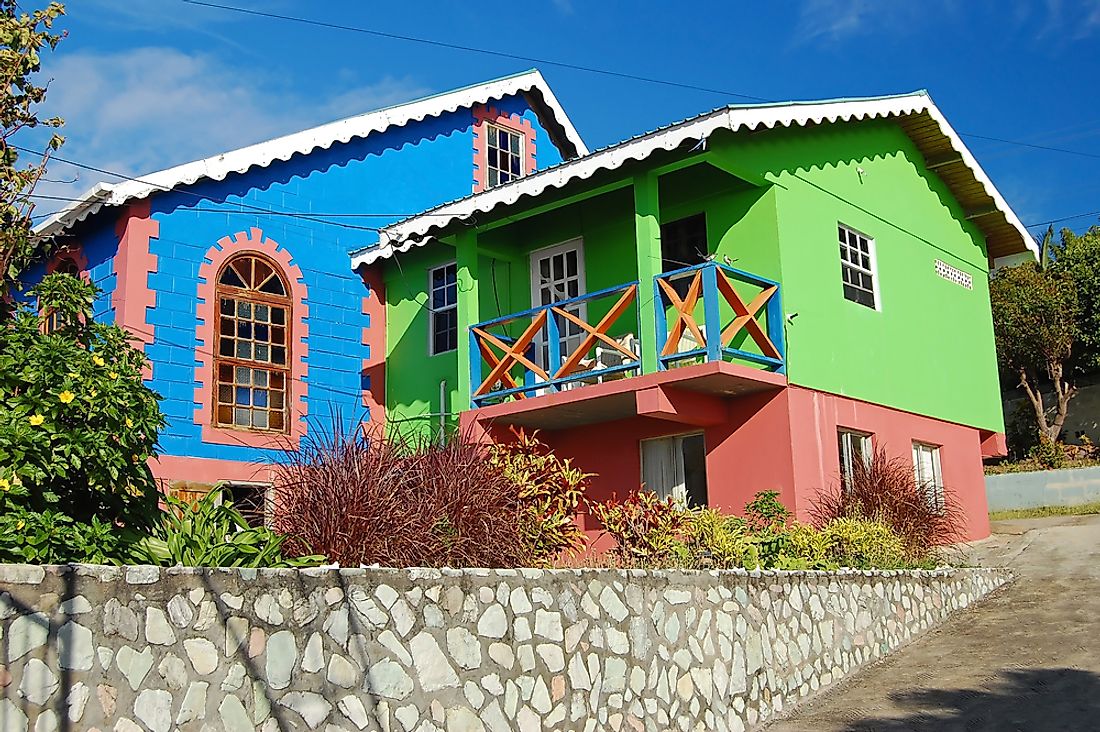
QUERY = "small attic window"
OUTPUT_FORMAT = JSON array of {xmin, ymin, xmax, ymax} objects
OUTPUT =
[{"xmin": 486, "ymin": 123, "xmax": 524, "ymax": 188}]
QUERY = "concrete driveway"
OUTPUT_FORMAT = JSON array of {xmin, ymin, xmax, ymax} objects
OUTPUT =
[{"xmin": 765, "ymin": 514, "xmax": 1100, "ymax": 731}]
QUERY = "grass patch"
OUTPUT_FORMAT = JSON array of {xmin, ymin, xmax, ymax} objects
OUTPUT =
[{"xmin": 989, "ymin": 501, "xmax": 1100, "ymax": 521}]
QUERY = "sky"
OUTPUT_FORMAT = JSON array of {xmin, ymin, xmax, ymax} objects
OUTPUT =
[{"xmin": 26, "ymin": 0, "xmax": 1100, "ymax": 239}]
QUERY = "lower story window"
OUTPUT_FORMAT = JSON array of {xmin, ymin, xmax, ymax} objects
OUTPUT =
[
  {"xmin": 640, "ymin": 433, "xmax": 708, "ymax": 507},
  {"xmin": 912, "ymin": 442, "xmax": 945, "ymax": 512},
  {"xmin": 838, "ymin": 429, "xmax": 872, "ymax": 490}
]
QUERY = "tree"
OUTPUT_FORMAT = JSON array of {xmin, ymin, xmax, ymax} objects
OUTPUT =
[
  {"xmin": 1051, "ymin": 226, "xmax": 1100, "ymax": 372},
  {"xmin": 0, "ymin": 1, "xmax": 65, "ymax": 301},
  {"xmin": 0, "ymin": 273, "xmax": 166, "ymax": 563},
  {"xmin": 990, "ymin": 261, "xmax": 1078, "ymax": 442}
]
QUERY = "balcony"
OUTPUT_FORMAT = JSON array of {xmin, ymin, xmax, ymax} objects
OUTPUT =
[{"xmin": 469, "ymin": 261, "xmax": 785, "ymax": 412}]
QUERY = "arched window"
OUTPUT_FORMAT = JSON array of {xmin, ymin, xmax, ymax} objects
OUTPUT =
[{"xmin": 213, "ymin": 253, "xmax": 291, "ymax": 432}]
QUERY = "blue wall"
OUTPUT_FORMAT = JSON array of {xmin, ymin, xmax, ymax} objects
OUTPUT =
[{"xmin": 137, "ymin": 97, "xmax": 564, "ymax": 466}]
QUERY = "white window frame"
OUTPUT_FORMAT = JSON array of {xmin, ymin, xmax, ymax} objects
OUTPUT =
[
  {"xmin": 485, "ymin": 122, "xmax": 525, "ymax": 189},
  {"xmin": 912, "ymin": 442, "xmax": 945, "ymax": 513},
  {"xmin": 529, "ymin": 238, "xmax": 587, "ymax": 372},
  {"xmin": 837, "ymin": 223, "xmax": 881, "ymax": 310},
  {"xmin": 838, "ymin": 428, "xmax": 873, "ymax": 491},
  {"xmin": 639, "ymin": 432, "xmax": 707, "ymax": 507},
  {"xmin": 428, "ymin": 261, "xmax": 458, "ymax": 356}
]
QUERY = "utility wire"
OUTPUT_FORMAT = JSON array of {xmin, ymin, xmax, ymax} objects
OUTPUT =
[
  {"xmin": 182, "ymin": 0, "xmax": 1100, "ymax": 162},
  {"xmin": 179, "ymin": 0, "xmax": 769, "ymax": 102}
]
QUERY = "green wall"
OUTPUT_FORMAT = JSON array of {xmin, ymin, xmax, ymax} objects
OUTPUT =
[
  {"xmin": 709, "ymin": 120, "xmax": 1003, "ymax": 432},
  {"xmin": 384, "ymin": 116, "xmax": 1006, "ymax": 436}
]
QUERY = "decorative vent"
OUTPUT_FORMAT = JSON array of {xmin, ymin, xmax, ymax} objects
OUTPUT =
[{"xmin": 935, "ymin": 259, "xmax": 973, "ymax": 290}]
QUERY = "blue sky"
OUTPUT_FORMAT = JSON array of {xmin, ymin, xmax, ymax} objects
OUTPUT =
[{"xmin": 33, "ymin": 0, "xmax": 1100, "ymax": 238}]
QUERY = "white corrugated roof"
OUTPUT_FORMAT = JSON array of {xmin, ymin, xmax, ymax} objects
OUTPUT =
[
  {"xmin": 356, "ymin": 91, "xmax": 1036, "ymax": 266},
  {"xmin": 35, "ymin": 69, "xmax": 587, "ymax": 239}
]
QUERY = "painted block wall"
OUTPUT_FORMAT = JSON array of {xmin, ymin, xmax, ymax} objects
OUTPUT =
[
  {"xmin": 25, "ymin": 94, "xmax": 564, "ymax": 479},
  {"xmin": 21, "ymin": 215, "xmax": 120, "ymax": 322},
  {"xmin": 710, "ymin": 120, "xmax": 1004, "ymax": 434}
]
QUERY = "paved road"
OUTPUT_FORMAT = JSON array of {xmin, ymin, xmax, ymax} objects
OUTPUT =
[{"xmin": 766, "ymin": 514, "xmax": 1100, "ymax": 731}]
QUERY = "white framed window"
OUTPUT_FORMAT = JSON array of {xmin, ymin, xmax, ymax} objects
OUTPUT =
[
  {"xmin": 429, "ymin": 262, "xmax": 458, "ymax": 355},
  {"xmin": 640, "ymin": 433, "xmax": 708, "ymax": 508},
  {"xmin": 838, "ymin": 429, "xmax": 872, "ymax": 491},
  {"xmin": 486, "ymin": 123, "xmax": 524, "ymax": 188},
  {"xmin": 838, "ymin": 224, "xmax": 878, "ymax": 309},
  {"xmin": 530, "ymin": 239, "xmax": 586, "ymax": 371},
  {"xmin": 912, "ymin": 442, "xmax": 945, "ymax": 512}
]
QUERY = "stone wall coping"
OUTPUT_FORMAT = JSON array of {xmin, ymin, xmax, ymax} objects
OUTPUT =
[{"xmin": 0, "ymin": 562, "xmax": 1014, "ymax": 585}]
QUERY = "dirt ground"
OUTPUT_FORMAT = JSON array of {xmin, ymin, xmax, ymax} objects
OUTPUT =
[{"xmin": 764, "ymin": 514, "xmax": 1100, "ymax": 731}]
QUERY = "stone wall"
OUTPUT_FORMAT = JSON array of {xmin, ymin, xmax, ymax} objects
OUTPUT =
[
  {"xmin": 986, "ymin": 464, "xmax": 1100, "ymax": 512},
  {"xmin": 0, "ymin": 564, "xmax": 1011, "ymax": 732}
]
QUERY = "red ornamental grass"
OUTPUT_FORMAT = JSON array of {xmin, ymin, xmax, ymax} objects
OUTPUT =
[
  {"xmin": 270, "ymin": 420, "xmax": 526, "ymax": 569},
  {"xmin": 810, "ymin": 446, "xmax": 966, "ymax": 559}
]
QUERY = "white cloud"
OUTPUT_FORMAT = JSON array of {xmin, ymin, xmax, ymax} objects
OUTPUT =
[{"xmin": 31, "ymin": 46, "xmax": 430, "ymax": 210}]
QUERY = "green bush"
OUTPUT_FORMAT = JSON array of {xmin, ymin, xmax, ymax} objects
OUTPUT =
[
  {"xmin": 1030, "ymin": 434, "xmax": 1066, "ymax": 470},
  {"xmin": 488, "ymin": 428, "xmax": 588, "ymax": 567},
  {"xmin": 0, "ymin": 273, "xmax": 165, "ymax": 564},
  {"xmin": 820, "ymin": 516, "xmax": 908, "ymax": 570},
  {"xmin": 134, "ymin": 489, "xmax": 323, "ymax": 568}
]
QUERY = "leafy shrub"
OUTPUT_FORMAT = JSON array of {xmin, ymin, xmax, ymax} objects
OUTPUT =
[
  {"xmin": 1029, "ymin": 433, "xmax": 1066, "ymax": 469},
  {"xmin": 0, "ymin": 274, "xmax": 165, "ymax": 563},
  {"xmin": 820, "ymin": 516, "xmax": 907, "ymax": 569},
  {"xmin": 812, "ymin": 446, "xmax": 964, "ymax": 563},
  {"xmin": 134, "ymin": 489, "xmax": 322, "ymax": 568},
  {"xmin": 487, "ymin": 428, "xmax": 588, "ymax": 567},
  {"xmin": 589, "ymin": 490, "xmax": 688, "ymax": 565},
  {"xmin": 780, "ymin": 522, "xmax": 836, "ymax": 570},
  {"xmin": 681, "ymin": 507, "xmax": 751, "ymax": 568},
  {"xmin": 744, "ymin": 490, "xmax": 791, "ymax": 533},
  {"xmin": 272, "ymin": 421, "xmax": 528, "ymax": 568}
]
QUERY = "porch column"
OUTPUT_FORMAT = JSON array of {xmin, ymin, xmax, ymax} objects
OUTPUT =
[
  {"xmin": 634, "ymin": 172, "xmax": 662, "ymax": 374},
  {"xmin": 455, "ymin": 228, "xmax": 481, "ymax": 409}
]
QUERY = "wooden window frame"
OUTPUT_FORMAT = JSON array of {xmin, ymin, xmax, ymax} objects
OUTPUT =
[{"xmin": 212, "ymin": 252, "xmax": 293, "ymax": 434}]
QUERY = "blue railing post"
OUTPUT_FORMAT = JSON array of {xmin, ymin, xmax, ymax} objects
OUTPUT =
[
  {"xmin": 545, "ymin": 310, "xmax": 561, "ymax": 391},
  {"xmin": 767, "ymin": 283, "xmax": 786, "ymax": 374},
  {"xmin": 468, "ymin": 328, "xmax": 481, "ymax": 408},
  {"xmin": 701, "ymin": 263, "xmax": 722, "ymax": 363},
  {"xmin": 653, "ymin": 276, "xmax": 667, "ymax": 370}
]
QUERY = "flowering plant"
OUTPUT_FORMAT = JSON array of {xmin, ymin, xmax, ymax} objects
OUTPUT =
[{"xmin": 0, "ymin": 273, "xmax": 165, "ymax": 563}]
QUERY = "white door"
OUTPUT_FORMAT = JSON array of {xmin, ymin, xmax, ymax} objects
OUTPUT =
[{"xmin": 530, "ymin": 239, "xmax": 586, "ymax": 373}]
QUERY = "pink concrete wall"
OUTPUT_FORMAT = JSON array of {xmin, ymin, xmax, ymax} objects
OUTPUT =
[{"xmin": 786, "ymin": 386, "xmax": 991, "ymax": 541}]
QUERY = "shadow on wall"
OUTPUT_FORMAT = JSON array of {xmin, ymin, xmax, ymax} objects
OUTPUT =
[{"xmin": 841, "ymin": 667, "xmax": 1100, "ymax": 731}]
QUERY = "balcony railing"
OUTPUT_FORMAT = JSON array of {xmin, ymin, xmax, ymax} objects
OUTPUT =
[
  {"xmin": 469, "ymin": 261, "xmax": 784, "ymax": 406},
  {"xmin": 654, "ymin": 261, "xmax": 784, "ymax": 372},
  {"xmin": 469, "ymin": 282, "xmax": 641, "ymax": 406}
]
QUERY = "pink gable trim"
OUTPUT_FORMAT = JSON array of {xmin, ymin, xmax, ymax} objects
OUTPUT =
[
  {"xmin": 113, "ymin": 201, "xmax": 160, "ymax": 377},
  {"xmin": 359, "ymin": 266, "xmax": 386, "ymax": 427},
  {"xmin": 472, "ymin": 104, "xmax": 537, "ymax": 194},
  {"xmin": 193, "ymin": 227, "xmax": 309, "ymax": 449}
]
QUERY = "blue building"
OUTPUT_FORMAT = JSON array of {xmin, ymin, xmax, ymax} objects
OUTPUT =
[{"xmin": 31, "ymin": 70, "xmax": 586, "ymax": 501}]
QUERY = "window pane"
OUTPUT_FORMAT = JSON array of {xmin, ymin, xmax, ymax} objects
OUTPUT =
[
  {"xmin": 235, "ymin": 366, "xmax": 250, "ymax": 384},
  {"xmin": 220, "ymin": 318, "xmax": 234, "ymax": 336},
  {"xmin": 271, "ymin": 308, "xmax": 285, "ymax": 325},
  {"xmin": 271, "ymin": 326, "xmax": 286, "ymax": 345},
  {"xmin": 253, "ymin": 389, "xmax": 269, "ymax": 408},
  {"xmin": 217, "ymin": 385, "xmax": 233, "ymax": 403},
  {"xmin": 235, "ymin": 387, "xmax": 250, "ymax": 406},
  {"xmin": 270, "ymin": 411, "xmax": 284, "ymax": 430},
  {"xmin": 255, "ymin": 344, "xmax": 270, "ymax": 362},
  {"xmin": 255, "ymin": 304, "xmax": 269, "ymax": 322},
  {"xmin": 219, "ymin": 339, "xmax": 235, "ymax": 356},
  {"xmin": 234, "ymin": 408, "xmax": 250, "ymax": 426},
  {"xmin": 253, "ymin": 411, "xmax": 268, "ymax": 429},
  {"xmin": 255, "ymin": 323, "xmax": 269, "ymax": 342},
  {"xmin": 253, "ymin": 370, "xmax": 268, "ymax": 387},
  {"xmin": 237, "ymin": 301, "xmax": 251, "ymax": 318},
  {"xmin": 271, "ymin": 346, "xmax": 286, "ymax": 365},
  {"xmin": 237, "ymin": 321, "xmax": 252, "ymax": 339}
]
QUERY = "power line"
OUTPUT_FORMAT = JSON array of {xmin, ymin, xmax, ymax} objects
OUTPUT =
[
  {"xmin": 181, "ymin": 0, "xmax": 1100, "ymax": 163},
  {"xmin": 180, "ymin": 0, "xmax": 770, "ymax": 103},
  {"xmin": 13, "ymin": 144, "xmax": 384, "ymax": 234}
]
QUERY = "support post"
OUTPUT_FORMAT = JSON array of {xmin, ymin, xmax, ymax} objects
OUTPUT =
[
  {"xmin": 456, "ymin": 229, "xmax": 480, "ymax": 408},
  {"xmin": 633, "ymin": 172, "xmax": 662, "ymax": 375}
]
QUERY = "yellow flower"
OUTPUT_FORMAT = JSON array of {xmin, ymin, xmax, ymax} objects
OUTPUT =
[
  {"xmin": 108, "ymin": 372, "xmax": 118, "ymax": 380},
  {"xmin": 58, "ymin": 390, "xmax": 75, "ymax": 404},
  {"xmin": 0, "ymin": 478, "xmax": 9, "ymax": 491},
  {"xmin": 92, "ymin": 355, "xmax": 105, "ymax": 367},
  {"xmin": 15, "ymin": 520, "xmax": 24, "ymax": 530},
  {"xmin": 28, "ymin": 414, "xmax": 44, "ymax": 427},
  {"xmin": 125, "ymin": 418, "xmax": 134, "ymax": 428}
]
